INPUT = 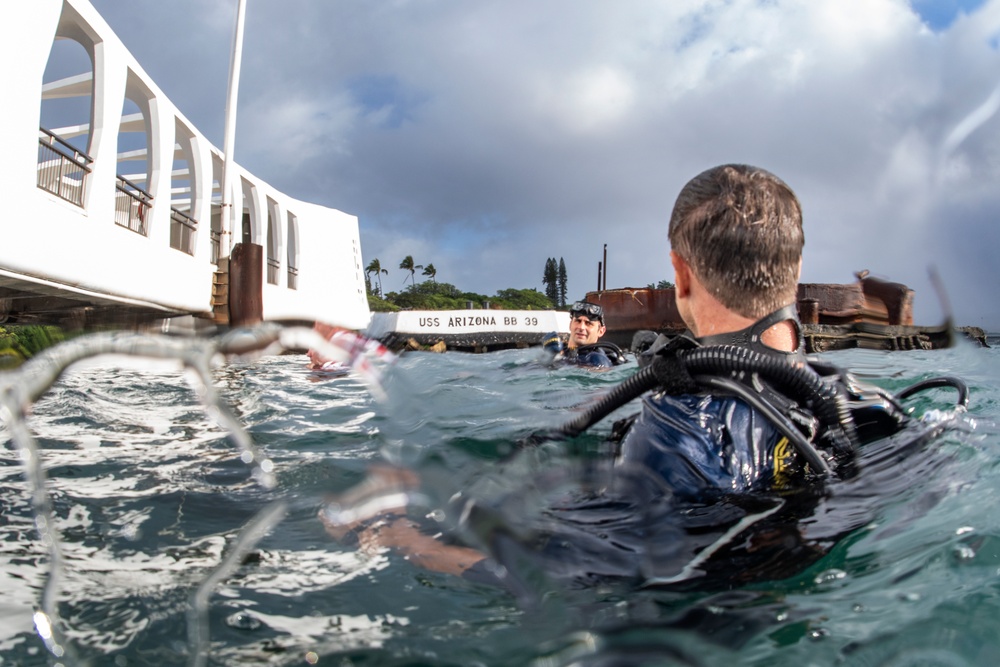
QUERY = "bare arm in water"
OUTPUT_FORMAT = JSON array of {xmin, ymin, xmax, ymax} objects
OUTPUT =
[{"xmin": 319, "ymin": 465, "xmax": 487, "ymax": 577}]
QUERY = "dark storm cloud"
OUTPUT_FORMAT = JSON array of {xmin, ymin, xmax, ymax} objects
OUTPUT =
[{"xmin": 91, "ymin": 0, "xmax": 1000, "ymax": 328}]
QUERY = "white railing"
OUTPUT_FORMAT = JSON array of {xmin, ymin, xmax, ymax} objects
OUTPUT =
[
  {"xmin": 114, "ymin": 176, "xmax": 153, "ymax": 236},
  {"xmin": 169, "ymin": 207, "xmax": 198, "ymax": 255},
  {"xmin": 37, "ymin": 127, "xmax": 92, "ymax": 207}
]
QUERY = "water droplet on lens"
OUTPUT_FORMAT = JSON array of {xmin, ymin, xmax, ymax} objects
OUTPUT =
[
  {"xmin": 226, "ymin": 611, "xmax": 262, "ymax": 631},
  {"xmin": 814, "ymin": 568, "xmax": 847, "ymax": 585}
]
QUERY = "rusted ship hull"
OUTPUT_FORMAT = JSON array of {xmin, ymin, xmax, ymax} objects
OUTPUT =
[{"xmin": 586, "ymin": 275, "xmax": 984, "ymax": 352}]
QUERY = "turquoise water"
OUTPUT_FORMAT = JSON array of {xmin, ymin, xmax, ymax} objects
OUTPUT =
[{"xmin": 2, "ymin": 334, "xmax": 1000, "ymax": 665}]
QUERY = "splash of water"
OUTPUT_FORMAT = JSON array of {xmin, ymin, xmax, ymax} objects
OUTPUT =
[{"xmin": 0, "ymin": 324, "xmax": 395, "ymax": 665}]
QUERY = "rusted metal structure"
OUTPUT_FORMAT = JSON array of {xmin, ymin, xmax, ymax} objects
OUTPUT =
[
  {"xmin": 586, "ymin": 272, "xmax": 978, "ymax": 352},
  {"xmin": 796, "ymin": 272, "xmax": 913, "ymax": 326}
]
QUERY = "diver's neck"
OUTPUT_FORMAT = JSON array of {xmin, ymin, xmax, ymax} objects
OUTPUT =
[
  {"xmin": 681, "ymin": 270, "xmax": 798, "ymax": 353},
  {"xmin": 689, "ymin": 303, "xmax": 798, "ymax": 353}
]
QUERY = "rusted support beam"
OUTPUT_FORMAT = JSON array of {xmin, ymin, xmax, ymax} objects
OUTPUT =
[{"xmin": 229, "ymin": 242, "xmax": 263, "ymax": 327}]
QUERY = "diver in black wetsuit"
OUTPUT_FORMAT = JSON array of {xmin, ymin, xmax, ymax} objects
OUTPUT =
[
  {"xmin": 542, "ymin": 300, "xmax": 627, "ymax": 368},
  {"xmin": 614, "ymin": 164, "xmax": 812, "ymax": 499}
]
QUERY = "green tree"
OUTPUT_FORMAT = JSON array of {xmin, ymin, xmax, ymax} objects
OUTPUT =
[
  {"xmin": 0, "ymin": 325, "xmax": 66, "ymax": 367},
  {"xmin": 389, "ymin": 281, "xmax": 464, "ymax": 309},
  {"xmin": 422, "ymin": 263, "xmax": 437, "ymax": 282},
  {"xmin": 646, "ymin": 280, "xmax": 675, "ymax": 289},
  {"xmin": 492, "ymin": 288, "xmax": 556, "ymax": 310},
  {"xmin": 543, "ymin": 258, "xmax": 558, "ymax": 306},
  {"xmin": 367, "ymin": 292, "xmax": 400, "ymax": 312},
  {"xmin": 400, "ymin": 255, "xmax": 423, "ymax": 284},
  {"xmin": 380, "ymin": 282, "xmax": 568, "ymax": 312},
  {"xmin": 365, "ymin": 258, "xmax": 388, "ymax": 296},
  {"xmin": 557, "ymin": 257, "xmax": 568, "ymax": 308}
]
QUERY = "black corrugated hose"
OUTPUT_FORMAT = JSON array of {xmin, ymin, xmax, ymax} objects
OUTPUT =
[
  {"xmin": 533, "ymin": 344, "xmax": 859, "ymax": 473},
  {"xmin": 560, "ymin": 346, "xmax": 854, "ymax": 439}
]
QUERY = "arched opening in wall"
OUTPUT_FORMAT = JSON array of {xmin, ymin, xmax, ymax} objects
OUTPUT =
[
  {"xmin": 286, "ymin": 212, "xmax": 299, "ymax": 290},
  {"xmin": 114, "ymin": 72, "xmax": 154, "ymax": 236},
  {"xmin": 169, "ymin": 119, "xmax": 198, "ymax": 255},
  {"xmin": 239, "ymin": 177, "xmax": 258, "ymax": 246},
  {"xmin": 266, "ymin": 197, "xmax": 281, "ymax": 285},
  {"xmin": 210, "ymin": 153, "xmax": 224, "ymax": 263},
  {"xmin": 38, "ymin": 20, "xmax": 95, "ymax": 207}
]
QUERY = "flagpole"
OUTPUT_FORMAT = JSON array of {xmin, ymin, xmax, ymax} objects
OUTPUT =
[{"xmin": 220, "ymin": 0, "xmax": 247, "ymax": 257}]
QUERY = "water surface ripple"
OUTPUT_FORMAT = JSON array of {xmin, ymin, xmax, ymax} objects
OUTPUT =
[{"xmin": 2, "ymin": 336, "xmax": 1000, "ymax": 665}]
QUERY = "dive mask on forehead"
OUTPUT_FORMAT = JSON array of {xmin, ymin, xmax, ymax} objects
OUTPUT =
[{"xmin": 570, "ymin": 301, "xmax": 604, "ymax": 322}]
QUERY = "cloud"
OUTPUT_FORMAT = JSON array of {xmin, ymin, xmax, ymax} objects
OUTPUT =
[
  {"xmin": 242, "ymin": 92, "xmax": 360, "ymax": 166},
  {"xmin": 533, "ymin": 66, "xmax": 636, "ymax": 135}
]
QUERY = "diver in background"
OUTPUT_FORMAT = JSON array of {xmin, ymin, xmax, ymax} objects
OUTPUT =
[{"xmin": 541, "ymin": 301, "xmax": 626, "ymax": 367}]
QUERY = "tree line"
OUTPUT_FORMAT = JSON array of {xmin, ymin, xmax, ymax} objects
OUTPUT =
[
  {"xmin": 364, "ymin": 255, "xmax": 674, "ymax": 312},
  {"xmin": 364, "ymin": 255, "xmax": 571, "ymax": 312}
]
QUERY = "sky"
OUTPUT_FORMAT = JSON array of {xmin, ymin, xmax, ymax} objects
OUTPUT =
[{"xmin": 81, "ymin": 0, "xmax": 1000, "ymax": 330}]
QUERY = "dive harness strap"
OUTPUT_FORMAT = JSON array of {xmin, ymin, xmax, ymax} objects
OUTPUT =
[
  {"xmin": 696, "ymin": 303, "xmax": 805, "ymax": 357},
  {"xmin": 641, "ymin": 334, "xmax": 701, "ymax": 394}
]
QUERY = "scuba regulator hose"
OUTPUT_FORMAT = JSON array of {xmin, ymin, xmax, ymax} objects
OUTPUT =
[
  {"xmin": 897, "ymin": 376, "xmax": 969, "ymax": 408},
  {"xmin": 532, "ymin": 343, "xmax": 971, "ymax": 480}
]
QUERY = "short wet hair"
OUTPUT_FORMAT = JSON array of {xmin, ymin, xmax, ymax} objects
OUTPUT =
[{"xmin": 669, "ymin": 164, "xmax": 803, "ymax": 319}]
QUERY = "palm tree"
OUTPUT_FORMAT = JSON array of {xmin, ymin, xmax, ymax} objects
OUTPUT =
[
  {"xmin": 422, "ymin": 263, "xmax": 437, "ymax": 282},
  {"xmin": 365, "ymin": 258, "xmax": 388, "ymax": 296},
  {"xmin": 400, "ymin": 255, "xmax": 423, "ymax": 284}
]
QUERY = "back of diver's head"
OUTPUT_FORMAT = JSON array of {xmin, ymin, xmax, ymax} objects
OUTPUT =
[{"xmin": 668, "ymin": 164, "xmax": 804, "ymax": 320}]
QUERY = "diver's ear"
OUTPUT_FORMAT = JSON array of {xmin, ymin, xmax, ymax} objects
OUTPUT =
[{"xmin": 671, "ymin": 251, "xmax": 690, "ymax": 298}]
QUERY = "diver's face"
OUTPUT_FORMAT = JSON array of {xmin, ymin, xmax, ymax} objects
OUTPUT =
[{"xmin": 569, "ymin": 315, "xmax": 606, "ymax": 347}]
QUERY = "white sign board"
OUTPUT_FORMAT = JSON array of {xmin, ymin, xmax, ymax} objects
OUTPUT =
[{"xmin": 367, "ymin": 310, "xmax": 569, "ymax": 338}]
